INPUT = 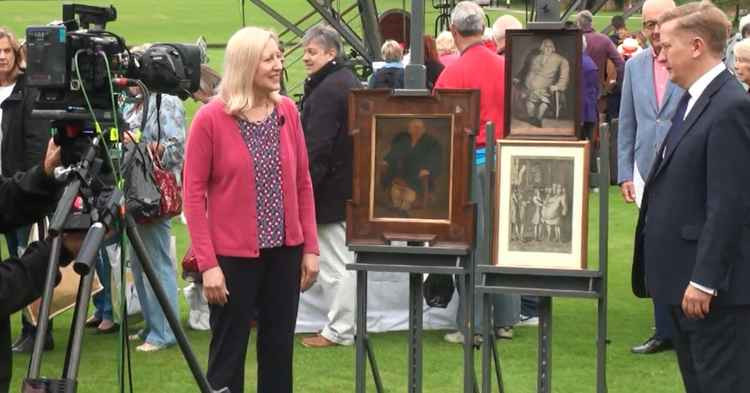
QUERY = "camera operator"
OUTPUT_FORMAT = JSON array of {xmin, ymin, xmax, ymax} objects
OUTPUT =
[
  {"xmin": 0, "ymin": 138, "xmax": 80, "ymax": 393},
  {"xmin": 0, "ymin": 26, "xmax": 57, "ymax": 354}
]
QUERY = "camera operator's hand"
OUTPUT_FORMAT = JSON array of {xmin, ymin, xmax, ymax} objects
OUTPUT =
[{"xmin": 43, "ymin": 138, "xmax": 62, "ymax": 177}]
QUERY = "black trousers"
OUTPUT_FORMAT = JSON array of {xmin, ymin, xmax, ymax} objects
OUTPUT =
[
  {"xmin": 207, "ymin": 246, "xmax": 302, "ymax": 393},
  {"xmin": 670, "ymin": 305, "xmax": 750, "ymax": 393}
]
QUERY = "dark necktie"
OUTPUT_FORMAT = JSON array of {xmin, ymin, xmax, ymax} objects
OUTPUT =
[{"xmin": 662, "ymin": 92, "xmax": 692, "ymax": 157}]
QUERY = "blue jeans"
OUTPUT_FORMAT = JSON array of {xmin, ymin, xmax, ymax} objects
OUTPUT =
[
  {"xmin": 93, "ymin": 247, "xmax": 114, "ymax": 321},
  {"xmin": 129, "ymin": 218, "xmax": 177, "ymax": 346},
  {"xmin": 456, "ymin": 161, "xmax": 520, "ymax": 330}
]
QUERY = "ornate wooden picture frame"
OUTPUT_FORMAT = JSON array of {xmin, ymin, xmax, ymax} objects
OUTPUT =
[
  {"xmin": 493, "ymin": 139, "xmax": 590, "ymax": 269},
  {"xmin": 346, "ymin": 89, "xmax": 479, "ymax": 249},
  {"xmin": 505, "ymin": 29, "xmax": 582, "ymax": 140}
]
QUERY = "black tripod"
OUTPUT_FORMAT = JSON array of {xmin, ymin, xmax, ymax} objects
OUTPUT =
[{"xmin": 22, "ymin": 136, "xmax": 228, "ymax": 393}]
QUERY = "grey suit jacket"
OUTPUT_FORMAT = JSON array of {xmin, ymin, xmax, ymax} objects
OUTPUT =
[{"xmin": 617, "ymin": 48, "xmax": 685, "ymax": 184}]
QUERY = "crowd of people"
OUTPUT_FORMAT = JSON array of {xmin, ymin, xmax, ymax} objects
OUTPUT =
[{"xmin": 1, "ymin": 0, "xmax": 749, "ymax": 392}]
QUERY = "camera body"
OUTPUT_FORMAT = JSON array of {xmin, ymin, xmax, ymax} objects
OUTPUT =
[{"xmin": 25, "ymin": 4, "xmax": 201, "ymax": 116}]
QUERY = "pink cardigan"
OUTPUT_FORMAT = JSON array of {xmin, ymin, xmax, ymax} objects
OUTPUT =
[{"xmin": 184, "ymin": 96, "xmax": 319, "ymax": 272}]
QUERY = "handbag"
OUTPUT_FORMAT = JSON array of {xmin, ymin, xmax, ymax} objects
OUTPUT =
[
  {"xmin": 423, "ymin": 274, "xmax": 455, "ymax": 308},
  {"xmin": 181, "ymin": 245, "xmax": 201, "ymax": 282},
  {"xmin": 122, "ymin": 141, "xmax": 162, "ymax": 223},
  {"xmin": 148, "ymin": 146, "xmax": 182, "ymax": 219}
]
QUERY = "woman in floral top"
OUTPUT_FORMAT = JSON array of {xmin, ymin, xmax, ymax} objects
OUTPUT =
[
  {"xmin": 184, "ymin": 27, "xmax": 319, "ymax": 393},
  {"xmin": 120, "ymin": 54, "xmax": 186, "ymax": 351}
]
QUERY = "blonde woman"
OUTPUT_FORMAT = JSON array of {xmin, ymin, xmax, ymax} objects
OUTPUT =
[{"xmin": 183, "ymin": 27, "xmax": 319, "ymax": 393}]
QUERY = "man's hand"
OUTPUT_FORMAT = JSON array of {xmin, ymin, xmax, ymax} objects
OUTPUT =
[
  {"xmin": 419, "ymin": 169, "xmax": 430, "ymax": 178},
  {"xmin": 300, "ymin": 253, "xmax": 319, "ymax": 292},
  {"xmin": 43, "ymin": 138, "xmax": 62, "ymax": 177},
  {"xmin": 202, "ymin": 266, "xmax": 229, "ymax": 305},
  {"xmin": 620, "ymin": 181, "xmax": 636, "ymax": 203},
  {"xmin": 682, "ymin": 285, "xmax": 713, "ymax": 319}
]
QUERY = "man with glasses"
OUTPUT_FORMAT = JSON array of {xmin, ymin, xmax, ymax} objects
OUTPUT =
[{"xmin": 617, "ymin": 0, "xmax": 683, "ymax": 355}]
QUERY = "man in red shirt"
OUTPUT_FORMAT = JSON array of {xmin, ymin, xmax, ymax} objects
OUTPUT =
[
  {"xmin": 434, "ymin": 1, "xmax": 520, "ymax": 344},
  {"xmin": 435, "ymin": 4, "xmax": 505, "ymax": 145}
]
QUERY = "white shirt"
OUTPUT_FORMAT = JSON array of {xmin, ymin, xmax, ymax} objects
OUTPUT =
[
  {"xmin": 681, "ymin": 62, "xmax": 726, "ymax": 297},
  {"xmin": 683, "ymin": 62, "xmax": 726, "ymax": 119},
  {"xmin": 0, "ymin": 83, "xmax": 16, "ymax": 174}
]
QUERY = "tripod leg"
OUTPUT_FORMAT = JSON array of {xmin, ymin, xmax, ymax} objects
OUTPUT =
[
  {"xmin": 27, "ymin": 236, "xmax": 63, "ymax": 378},
  {"xmin": 124, "ymin": 214, "xmax": 219, "ymax": 393},
  {"xmin": 62, "ymin": 270, "xmax": 96, "ymax": 379}
]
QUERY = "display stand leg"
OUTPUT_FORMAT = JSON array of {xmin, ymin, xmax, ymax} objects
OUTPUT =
[
  {"xmin": 364, "ymin": 336, "xmax": 384, "ymax": 393},
  {"xmin": 408, "ymin": 273, "xmax": 423, "ymax": 393},
  {"xmin": 457, "ymin": 272, "xmax": 474, "ymax": 393},
  {"xmin": 538, "ymin": 296, "xmax": 552, "ymax": 393},
  {"xmin": 481, "ymin": 291, "xmax": 491, "ymax": 393},
  {"xmin": 490, "ymin": 334, "xmax": 505, "ymax": 393},
  {"xmin": 356, "ymin": 270, "xmax": 368, "ymax": 393}
]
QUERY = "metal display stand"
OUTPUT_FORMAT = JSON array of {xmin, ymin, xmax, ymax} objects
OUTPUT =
[
  {"xmin": 348, "ymin": 244, "xmax": 475, "ymax": 393},
  {"xmin": 476, "ymin": 122, "xmax": 614, "ymax": 393}
]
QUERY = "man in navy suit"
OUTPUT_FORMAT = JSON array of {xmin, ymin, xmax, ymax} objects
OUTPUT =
[
  {"xmin": 633, "ymin": 2, "xmax": 750, "ymax": 392},
  {"xmin": 618, "ymin": 0, "xmax": 684, "ymax": 355}
]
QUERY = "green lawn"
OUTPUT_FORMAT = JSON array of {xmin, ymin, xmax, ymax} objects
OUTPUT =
[{"xmin": 1, "ymin": 1, "xmax": 688, "ymax": 393}]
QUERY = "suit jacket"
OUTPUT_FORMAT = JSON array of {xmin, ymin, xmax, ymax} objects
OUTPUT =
[
  {"xmin": 617, "ymin": 49, "xmax": 684, "ymax": 184},
  {"xmin": 632, "ymin": 70, "xmax": 750, "ymax": 306}
]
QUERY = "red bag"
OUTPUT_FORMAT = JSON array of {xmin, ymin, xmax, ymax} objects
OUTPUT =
[
  {"xmin": 149, "ymin": 147, "xmax": 182, "ymax": 219},
  {"xmin": 181, "ymin": 246, "xmax": 201, "ymax": 282}
]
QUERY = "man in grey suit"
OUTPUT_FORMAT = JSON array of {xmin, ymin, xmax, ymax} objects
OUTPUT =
[{"xmin": 617, "ymin": 0, "xmax": 684, "ymax": 354}]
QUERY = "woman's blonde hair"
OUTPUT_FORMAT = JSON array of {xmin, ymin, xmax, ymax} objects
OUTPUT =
[
  {"xmin": 381, "ymin": 40, "xmax": 403, "ymax": 62},
  {"xmin": 218, "ymin": 27, "xmax": 281, "ymax": 116},
  {"xmin": 0, "ymin": 27, "xmax": 23, "ymax": 82},
  {"xmin": 435, "ymin": 30, "xmax": 456, "ymax": 55}
]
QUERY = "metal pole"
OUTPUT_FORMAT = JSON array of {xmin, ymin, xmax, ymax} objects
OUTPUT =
[
  {"xmin": 125, "ymin": 214, "xmax": 218, "ymax": 393},
  {"xmin": 408, "ymin": 273, "xmax": 424, "ymax": 393},
  {"xmin": 356, "ymin": 268, "xmax": 368, "ymax": 393},
  {"xmin": 405, "ymin": 0, "xmax": 427, "ymax": 89},
  {"xmin": 27, "ymin": 235, "xmax": 63, "ymax": 378},
  {"xmin": 62, "ymin": 271, "xmax": 95, "ymax": 379},
  {"xmin": 538, "ymin": 296, "xmax": 552, "ymax": 393},
  {"xmin": 597, "ymin": 122, "xmax": 611, "ymax": 393}
]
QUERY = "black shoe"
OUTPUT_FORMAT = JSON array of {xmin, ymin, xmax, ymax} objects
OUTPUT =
[
  {"xmin": 631, "ymin": 336, "xmax": 673, "ymax": 354},
  {"xmin": 529, "ymin": 117, "xmax": 543, "ymax": 128},
  {"xmin": 11, "ymin": 334, "xmax": 54, "ymax": 353}
]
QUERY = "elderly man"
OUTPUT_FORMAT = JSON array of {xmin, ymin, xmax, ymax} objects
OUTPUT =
[
  {"xmin": 434, "ymin": 1, "xmax": 520, "ymax": 343},
  {"xmin": 633, "ymin": 2, "xmax": 750, "ymax": 391},
  {"xmin": 491, "ymin": 14, "xmax": 522, "ymax": 56},
  {"xmin": 618, "ymin": 0, "xmax": 684, "ymax": 355},
  {"xmin": 515, "ymin": 39, "xmax": 570, "ymax": 128}
]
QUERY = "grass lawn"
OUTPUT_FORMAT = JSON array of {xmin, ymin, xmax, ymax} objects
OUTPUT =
[{"xmin": 2, "ymin": 1, "xmax": 685, "ymax": 392}]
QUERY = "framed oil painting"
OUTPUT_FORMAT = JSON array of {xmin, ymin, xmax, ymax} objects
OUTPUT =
[
  {"xmin": 493, "ymin": 140, "xmax": 589, "ymax": 269},
  {"xmin": 505, "ymin": 29, "xmax": 582, "ymax": 140},
  {"xmin": 347, "ymin": 89, "xmax": 479, "ymax": 249}
]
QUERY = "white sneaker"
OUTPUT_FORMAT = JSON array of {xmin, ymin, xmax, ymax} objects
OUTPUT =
[
  {"xmin": 516, "ymin": 315, "xmax": 539, "ymax": 327},
  {"xmin": 444, "ymin": 331, "xmax": 465, "ymax": 344}
]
